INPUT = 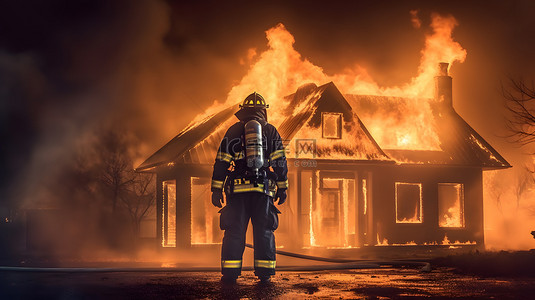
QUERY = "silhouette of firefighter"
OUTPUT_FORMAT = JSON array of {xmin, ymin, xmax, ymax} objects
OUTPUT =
[{"xmin": 211, "ymin": 92, "xmax": 288, "ymax": 283}]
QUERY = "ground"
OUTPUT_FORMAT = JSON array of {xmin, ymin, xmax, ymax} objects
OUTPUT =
[
  {"xmin": 2, "ymin": 267, "xmax": 535, "ymax": 299},
  {"xmin": 1, "ymin": 250, "xmax": 535, "ymax": 299}
]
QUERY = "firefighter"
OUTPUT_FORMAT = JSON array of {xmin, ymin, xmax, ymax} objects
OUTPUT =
[{"xmin": 210, "ymin": 92, "xmax": 288, "ymax": 284}]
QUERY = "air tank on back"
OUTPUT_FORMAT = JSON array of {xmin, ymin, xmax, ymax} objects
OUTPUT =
[{"xmin": 244, "ymin": 120, "xmax": 264, "ymax": 176}]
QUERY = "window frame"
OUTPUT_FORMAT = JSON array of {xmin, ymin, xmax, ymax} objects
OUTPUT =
[
  {"xmin": 321, "ymin": 112, "xmax": 343, "ymax": 139},
  {"xmin": 394, "ymin": 182, "xmax": 423, "ymax": 224}
]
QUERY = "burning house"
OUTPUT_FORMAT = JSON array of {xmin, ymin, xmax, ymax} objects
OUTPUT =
[{"xmin": 136, "ymin": 63, "xmax": 510, "ymax": 251}]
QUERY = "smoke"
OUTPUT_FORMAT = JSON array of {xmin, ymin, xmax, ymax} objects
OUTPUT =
[
  {"xmin": 484, "ymin": 166, "xmax": 535, "ymax": 250},
  {"xmin": 410, "ymin": 10, "xmax": 422, "ymax": 29},
  {"xmin": 0, "ymin": 0, "xmax": 209, "ymax": 258},
  {"xmin": 1, "ymin": 1, "xmax": 198, "ymax": 204},
  {"xmin": 1, "ymin": 0, "xmax": 535, "ymax": 258}
]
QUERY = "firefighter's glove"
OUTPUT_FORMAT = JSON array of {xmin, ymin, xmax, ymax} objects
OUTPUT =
[
  {"xmin": 211, "ymin": 189, "xmax": 224, "ymax": 208},
  {"xmin": 275, "ymin": 188, "xmax": 287, "ymax": 205}
]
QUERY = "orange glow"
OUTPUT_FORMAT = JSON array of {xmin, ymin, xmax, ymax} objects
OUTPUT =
[
  {"xmin": 362, "ymin": 179, "xmax": 368, "ymax": 215},
  {"xmin": 182, "ymin": 13, "xmax": 474, "ymax": 250},
  {"xmin": 188, "ymin": 13, "xmax": 467, "ymax": 154},
  {"xmin": 374, "ymin": 234, "xmax": 476, "ymax": 247},
  {"xmin": 442, "ymin": 234, "xmax": 451, "ymax": 245},
  {"xmin": 191, "ymin": 177, "xmax": 221, "ymax": 245},
  {"xmin": 308, "ymin": 174, "xmax": 316, "ymax": 247},
  {"xmin": 376, "ymin": 234, "xmax": 389, "ymax": 246},
  {"xmin": 441, "ymin": 234, "xmax": 477, "ymax": 246},
  {"xmin": 160, "ymin": 262, "xmax": 176, "ymax": 268},
  {"xmin": 438, "ymin": 183, "xmax": 465, "ymax": 228},
  {"xmin": 162, "ymin": 180, "xmax": 176, "ymax": 248},
  {"xmin": 310, "ymin": 174, "xmax": 357, "ymax": 248}
]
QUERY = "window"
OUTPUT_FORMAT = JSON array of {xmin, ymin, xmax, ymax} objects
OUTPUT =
[
  {"xmin": 162, "ymin": 180, "xmax": 176, "ymax": 247},
  {"xmin": 395, "ymin": 182, "xmax": 423, "ymax": 223},
  {"xmin": 438, "ymin": 183, "xmax": 464, "ymax": 228},
  {"xmin": 322, "ymin": 112, "xmax": 342, "ymax": 139}
]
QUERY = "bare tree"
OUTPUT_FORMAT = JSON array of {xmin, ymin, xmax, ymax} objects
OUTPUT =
[
  {"xmin": 485, "ymin": 171, "xmax": 506, "ymax": 215},
  {"xmin": 503, "ymin": 78, "xmax": 535, "ymax": 210},
  {"xmin": 96, "ymin": 129, "xmax": 135, "ymax": 214},
  {"xmin": 504, "ymin": 78, "xmax": 535, "ymax": 146},
  {"xmin": 514, "ymin": 166, "xmax": 533, "ymax": 209},
  {"xmin": 120, "ymin": 173, "xmax": 155, "ymax": 238}
]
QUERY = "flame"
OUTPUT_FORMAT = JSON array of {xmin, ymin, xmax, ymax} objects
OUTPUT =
[
  {"xmin": 360, "ymin": 14, "xmax": 463, "ymax": 97},
  {"xmin": 440, "ymin": 206, "xmax": 463, "ymax": 227},
  {"xmin": 309, "ymin": 175, "xmax": 316, "ymax": 247},
  {"xmin": 162, "ymin": 180, "xmax": 176, "ymax": 248},
  {"xmin": 441, "ymin": 234, "xmax": 477, "ymax": 246},
  {"xmin": 189, "ymin": 12, "xmax": 466, "ymax": 153},
  {"xmin": 374, "ymin": 234, "xmax": 476, "ymax": 247},
  {"xmin": 192, "ymin": 23, "xmax": 327, "ymax": 126},
  {"xmin": 331, "ymin": 13, "xmax": 466, "ymax": 99},
  {"xmin": 376, "ymin": 233, "xmax": 389, "ymax": 246},
  {"xmin": 362, "ymin": 179, "xmax": 368, "ymax": 215},
  {"xmin": 438, "ymin": 183, "xmax": 465, "ymax": 228}
]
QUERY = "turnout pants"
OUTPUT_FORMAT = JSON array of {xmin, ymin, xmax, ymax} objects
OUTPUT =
[{"xmin": 219, "ymin": 192, "xmax": 280, "ymax": 278}]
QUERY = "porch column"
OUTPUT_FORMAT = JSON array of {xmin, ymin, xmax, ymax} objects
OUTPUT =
[{"xmin": 176, "ymin": 174, "xmax": 192, "ymax": 248}]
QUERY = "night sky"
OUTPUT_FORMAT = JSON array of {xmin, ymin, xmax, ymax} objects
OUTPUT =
[{"xmin": 1, "ymin": 0, "xmax": 535, "ymax": 208}]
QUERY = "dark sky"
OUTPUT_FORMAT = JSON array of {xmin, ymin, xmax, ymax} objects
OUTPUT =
[{"xmin": 1, "ymin": 0, "xmax": 534, "ymax": 206}]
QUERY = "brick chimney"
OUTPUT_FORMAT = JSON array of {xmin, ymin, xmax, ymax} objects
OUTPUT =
[{"xmin": 435, "ymin": 62, "xmax": 452, "ymax": 107}]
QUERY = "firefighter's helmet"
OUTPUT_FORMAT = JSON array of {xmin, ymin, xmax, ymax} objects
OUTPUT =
[{"xmin": 240, "ymin": 92, "xmax": 269, "ymax": 109}]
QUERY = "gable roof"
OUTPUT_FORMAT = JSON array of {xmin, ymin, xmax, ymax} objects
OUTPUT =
[
  {"xmin": 279, "ymin": 82, "xmax": 388, "ymax": 160},
  {"xmin": 137, "ymin": 82, "xmax": 510, "ymax": 171}
]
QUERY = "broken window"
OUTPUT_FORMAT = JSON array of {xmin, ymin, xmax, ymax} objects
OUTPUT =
[
  {"xmin": 438, "ymin": 183, "xmax": 464, "ymax": 228},
  {"xmin": 191, "ymin": 177, "xmax": 222, "ymax": 244},
  {"xmin": 395, "ymin": 182, "xmax": 422, "ymax": 223},
  {"xmin": 322, "ymin": 112, "xmax": 342, "ymax": 139},
  {"xmin": 162, "ymin": 180, "xmax": 176, "ymax": 247}
]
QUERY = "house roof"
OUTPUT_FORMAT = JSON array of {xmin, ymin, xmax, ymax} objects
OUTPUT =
[
  {"xmin": 136, "ymin": 104, "xmax": 239, "ymax": 171},
  {"xmin": 345, "ymin": 95, "xmax": 510, "ymax": 169},
  {"xmin": 278, "ymin": 82, "xmax": 388, "ymax": 160},
  {"xmin": 137, "ymin": 82, "xmax": 510, "ymax": 171}
]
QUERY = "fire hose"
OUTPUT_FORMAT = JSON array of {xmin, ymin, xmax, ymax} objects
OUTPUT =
[
  {"xmin": 0, "ymin": 244, "xmax": 430, "ymax": 273},
  {"xmin": 246, "ymin": 243, "xmax": 432, "ymax": 272}
]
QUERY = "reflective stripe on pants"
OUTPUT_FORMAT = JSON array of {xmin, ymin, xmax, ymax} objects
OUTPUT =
[
  {"xmin": 254, "ymin": 260, "xmax": 276, "ymax": 269},
  {"xmin": 221, "ymin": 260, "xmax": 242, "ymax": 269}
]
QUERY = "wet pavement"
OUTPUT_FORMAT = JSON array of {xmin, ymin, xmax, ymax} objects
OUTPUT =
[{"xmin": 1, "ymin": 267, "xmax": 535, "ymax": 299}]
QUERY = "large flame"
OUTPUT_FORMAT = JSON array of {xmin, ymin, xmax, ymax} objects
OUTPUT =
[
  {"xmin": 191, "ymin": 12, "xmax": 466, "ymax": 151},
  {"xmin": 335, "ymin": 13, "xmax": 467, "ymax": 98}
]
